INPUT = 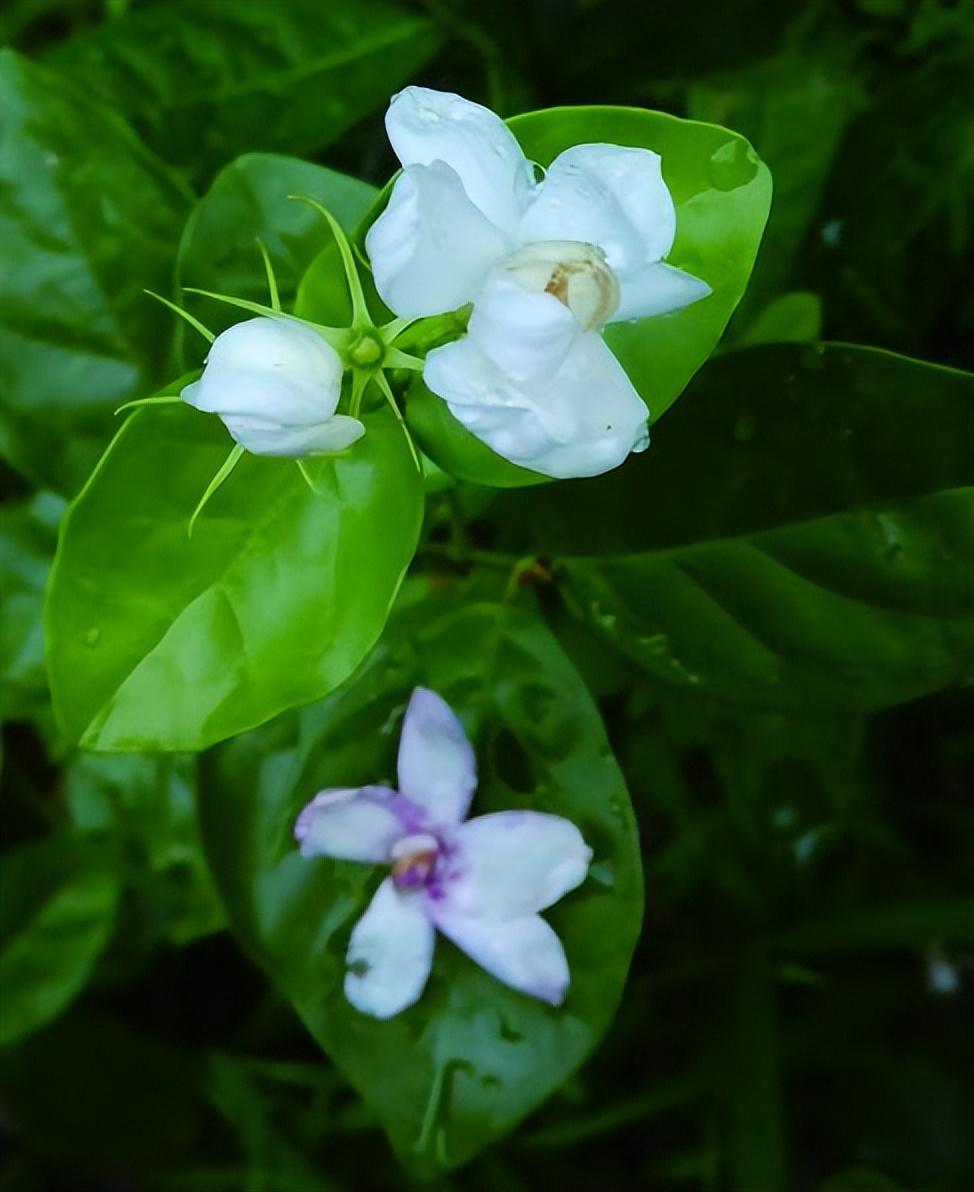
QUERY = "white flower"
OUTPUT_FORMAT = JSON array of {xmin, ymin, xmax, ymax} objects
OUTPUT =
[
  {"xmin": 365, "ymin": 86, "xmax": 711, "ymax": 479},
  {"xmin": 295, "ymin": 687, "xmax": 592, "ymax": 1019},
  {"xmin": 181, "ymin": 317, "xmax": 364, "ymax": 457}
]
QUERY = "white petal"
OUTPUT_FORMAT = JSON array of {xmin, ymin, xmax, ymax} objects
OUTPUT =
[
  {"xmin": 385, "ymin": 86, "xmax": 534, "ymax": 237},
  {"xmin": 431, "ymin": 910, "xmax": 570, "ymax": 1006},
  {"xmin": 520, "ymin": 143, "xmax": 676, "ymax": 275},
  {"xmin": 184, "ymin": 317, "xmax": 343, "ymax": 421},
  {"xmin": 467, "ymin": 269, "xmax": 579, "ymax": 382},
  {"xmin": 424, "ymin": 330, "xmax": 649, "ymax": 479},
  {"xmin": 444, "ymin": 811, "xmax": 592, "ymax": 919},
  {"xmin": 220, "ymin": 413, "xmax": 365, "ymax": 458},
  {"xmin": 397, "ymin": 688, "xmax": 476, "ymax": 827},
  {"xmin": 366, "ymin": 162, "xmax": 510, "ymax": 318},
  {"xmin": 345, "ymin": 878, "xmax": 435, "ymax": 1019},
  {"xmin": 294, "ymin": 786, "xmax": 411, "ymax": 863},
  {"xmin": 612, "ymin": 261, "xmax": 712, "ymax": 322}
]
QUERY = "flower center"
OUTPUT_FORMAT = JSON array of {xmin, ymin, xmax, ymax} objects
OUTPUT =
[
  {"xmin": 504, "ymin": 241, "xmax": 620, "ymax": 330},
  {"xmin": 390, "ymin": 832, "xmax": 440, "ymax": 891}
]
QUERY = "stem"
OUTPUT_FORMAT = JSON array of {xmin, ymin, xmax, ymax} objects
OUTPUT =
[
  {"xmin": 348, "ymin": 370, "xmax": 369, "ymax": 419},
  {"xmin": 422, "ymin": 543, "xmax": 520, "ymax": 570}
]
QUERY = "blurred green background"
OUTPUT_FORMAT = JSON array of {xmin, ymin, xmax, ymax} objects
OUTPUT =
[{"xmin": 1, "ymin": 1, "xmax": 972, "ymax": 1189}]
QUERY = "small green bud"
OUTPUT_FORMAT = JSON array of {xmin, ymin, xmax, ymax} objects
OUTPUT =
[{"xmin": 348, "ymin": 332, "xmax": 385, "ymax": 368}]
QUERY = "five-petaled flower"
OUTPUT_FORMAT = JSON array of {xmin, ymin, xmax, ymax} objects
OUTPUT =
[
  {"xmin": 366, "ymin": 86, "xmax": 711, "ymax": 479},
  {"xmin": 181, "ymin": 317, "xmax": 364, "ymax": 457},
  {"xmin": 294, "ymin": 687, "xmax": 592, "ymax": 1019}
]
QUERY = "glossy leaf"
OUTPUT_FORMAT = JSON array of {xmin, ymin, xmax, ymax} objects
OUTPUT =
[
  {"xmin": 739, "ymin": 291, "xmax": 822, "ymax": 346},
  {"xmin": 45, "ymin": 403, "xmax": 423, "ymax": 751},
  {"xmin": 0, "ymin": 490, "xmax": 64, "ymax": 724},
  {"xmin": 0, "ymin": 50, "xmax": 191, "ymax": 494},
  {"xmin": 176, "ymin": 154, "xmax": 377, "ymax": 345},
  {"xmin": 43, "ymin": 0, "xmax": 441, "ymax": 183},
  {"xmin": 488, "ymin": 344, "xmax": 974, "ymax": 710},
  {"xmin": 402, "ymin": 103, "xmax": 771, "ymax": 486},
  {"xmin": 65, "ymin": 753, "xmax": 224, "ymax": 946},
  {"xmin": 0, "ymin": 838, "xmax": 119, "ymax": 1047},
  {"xmin": 198, "ymin": 592, "xmax": 642, "ymax": 1174},
  {"xmin": 688, "ymin": 49, "xmax": 862, "ymax": 322}
]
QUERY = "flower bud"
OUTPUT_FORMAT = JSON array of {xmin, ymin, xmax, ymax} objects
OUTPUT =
[
  {"xmin": 504, "ymin": 240, "xmax": 621, "ymax": 329},
  {"xmin": 181, "ymin": 317, "xmax": 364, "ymax": 457}
]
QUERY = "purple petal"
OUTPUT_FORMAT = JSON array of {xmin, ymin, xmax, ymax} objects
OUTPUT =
[
  {"xmin": 431, "ymin": 908, "xmax": 570, "ymax": 1005},
  {"xmin": 295, "ymin": 785, "xmax": 413, "ymax": 863},
  {"xmin": 397, "ymin": 688, "xmax": 477, "ymax": 827}
]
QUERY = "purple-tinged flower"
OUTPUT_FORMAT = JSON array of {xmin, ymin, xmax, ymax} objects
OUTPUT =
[{"xmin": 295, "ymin": 687, "xmax": 592, "ymax": 1019}]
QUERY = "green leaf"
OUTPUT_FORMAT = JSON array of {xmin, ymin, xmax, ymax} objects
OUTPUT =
[
  {"xmin": 198, "ymin": 592, "xmax": 642, "ymax": 1173},
  {"xmin": 0, "ymin": 1011, "xmax": 202, "ymax": 1166},
  {"xmin": 0, "ymin": 490, "xmax": 64, "ymax": 724},
  {"xmin": 720, "ymin": 948, "xmax": 787, "ymax": 1192},
  {"xmin": 65, "ymin": 753, "xmax": 224, "ymax": 946},
  {"xmin": 510, "ymin": 105, "xmax": 772, "ymax": 423},
  {"xmin": 489, "ymin": 344, "xmax": 974, "ymax": 710},
  {"xmin": 738, "ymin": 291, "xmax": 823, "ymax": 346},
  {"xmin": 176, "ymin": 154, "xmax": 377, "ymax": 346},
  {"xmin": 0, "ymin": 50, "xmax": 192, "ymax": 495},
  {"xmin": 43, "ymin": 0, "xmax": 442, "ymax": 184},
  {"xmin": 45, "ymin": 402, "xmax": 423, "ymax": 751},
  {"xmin": 803, "ymin": 45, "xmax": 974, "ymax": 359},
  {"xmin": 688, "ymin": 49, "xmax": 862, "ymax": 321},
  {"xmin": 403, "ymin": 104, "xmax": 771, "ymax": 486},
  {"xmin": 0, "ymin": 838, "xmax": 119, "ymax": 1047},
  {"xmin": 776, "ymin": 899, "xmax": 974, "ymax": 951}
]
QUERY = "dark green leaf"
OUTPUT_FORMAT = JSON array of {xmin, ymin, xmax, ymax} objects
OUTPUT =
[
  {"xmin": 738, "ymin": 291, "xmax": 822, "ymax": 346},
  {"xmin": 489, "ymin": 344, "xmax": 974, "ymax": 709},
  {"xmin": 43, "ymin": 0, "xmax": 442, "ymax": 184},
  {"xmin": 688, "ymin": 50, "xmax": 862, "ymax": 320},
  {"xmin": 0, "ymin": 50, "xmax": 191, "ymax": 495},
  {"xmin": 720, "ymin": 948, "xmax": 787, "ymax": 1192},
  {"xmin": 199, "ymin": 591, "xmax": 642, "ymax": 1173},
  {"xmin": 65, "ymin": 752, "xmax": 224, "ymax": 945},
  {"xmin": 777, "ymin": 899, "xmax": 974, "ymax": 951},
  {"xmin": 0, "ymin": 490, "xmax": 64, "ymax": 723},
  {"xmin": 0, "ymin": 1011, "xmax": 202, "ymax": 1164},
  {"xmin": 0, "ymin": 838, "xmax": 119, "ymax": 1046}
]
